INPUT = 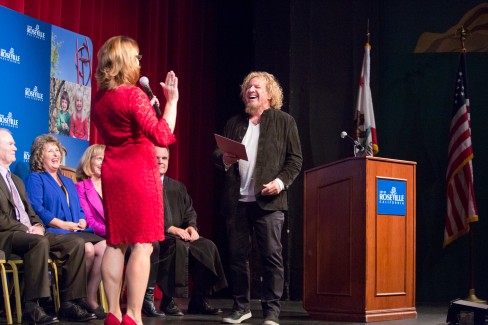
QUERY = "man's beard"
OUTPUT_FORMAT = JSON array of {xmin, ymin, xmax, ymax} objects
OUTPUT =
[{"xmin": 245, "ymin": 103, "xmax": 261, "ymax": 115}]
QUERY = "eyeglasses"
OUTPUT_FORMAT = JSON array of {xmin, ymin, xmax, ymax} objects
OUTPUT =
[{"xmin": 135, "ymin": 54, "xmax": 142, "ymax": 61}]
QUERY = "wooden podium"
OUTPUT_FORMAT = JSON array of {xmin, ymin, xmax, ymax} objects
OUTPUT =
[{"xmin": 303, "ymin": 157, "xmax": 417, "ymax": 322}]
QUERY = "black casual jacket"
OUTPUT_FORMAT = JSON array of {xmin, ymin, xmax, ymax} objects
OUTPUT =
[{"xmin": 214, "ymin": 108, "xmax": 303, "ymax": 216}]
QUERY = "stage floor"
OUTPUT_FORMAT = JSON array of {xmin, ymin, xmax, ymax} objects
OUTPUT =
[{"xmin": 3, "ymin": 299, "xmax": 450, "ymax": 325}]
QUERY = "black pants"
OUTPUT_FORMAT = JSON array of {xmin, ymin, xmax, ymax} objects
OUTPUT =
[
  {"xmin": 227, "ymin": 201, "xmax": 284, "ymax": 318},
  {"xmin": 149, "ymin": 238, "xmax": 221, "ymax": 298}
]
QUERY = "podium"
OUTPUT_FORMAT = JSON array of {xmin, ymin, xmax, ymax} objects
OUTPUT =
[{"xmin": 303, "ymin": 157, "xmax": 417, "ymax": 322}]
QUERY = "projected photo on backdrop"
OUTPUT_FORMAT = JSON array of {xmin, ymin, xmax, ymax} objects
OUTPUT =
[
  {"xmin": 49, "ymin": 80, "xmax": 90, "ymax": 140},
  {"xmin": 49, "ymin": 26, "xmax": 92, "ymax": 140},
  {"xmin": 49, "ymin": 25, "xmax": 92, "ymax": 166}
]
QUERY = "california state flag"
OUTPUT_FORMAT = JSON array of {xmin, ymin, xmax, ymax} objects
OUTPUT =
[{"xmin": 354, "ymin": 42, "xmax": 378, "ymax": 156}]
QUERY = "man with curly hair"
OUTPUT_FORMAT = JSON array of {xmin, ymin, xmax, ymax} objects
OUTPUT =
[{"xmin": 214, "ymin": 72, "xmax": 303, "ymax": 325}]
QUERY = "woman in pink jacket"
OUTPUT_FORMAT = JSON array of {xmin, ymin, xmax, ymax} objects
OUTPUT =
[{"xmin": 76, "ymin": 144, "xmax": 106, "ymax": 237}]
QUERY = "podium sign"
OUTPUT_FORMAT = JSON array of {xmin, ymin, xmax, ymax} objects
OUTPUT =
[
  {"xmin": 303, "ymin": 157, "xmax": 417, "ymax": 322},
  {"xmin": 377, "ymin": 179, "xmax": 406, "ymax": 215}
]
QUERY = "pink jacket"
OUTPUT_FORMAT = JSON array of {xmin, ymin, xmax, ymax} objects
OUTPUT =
[{"xmin": 76, "ymin": 179, "xmax": 106, "ymax": 237}]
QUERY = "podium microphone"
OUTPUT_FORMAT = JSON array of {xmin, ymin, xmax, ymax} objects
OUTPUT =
[
  {"xmin": 139, "ymin": 76, "xmax": 162, "ymax": 118},
  {"xmin": 340, "ymin": 131, "xmax": 364, "ymax": 151}
]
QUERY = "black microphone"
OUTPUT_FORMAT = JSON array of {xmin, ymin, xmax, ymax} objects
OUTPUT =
[
  {"xmin": 139, "ymin": 76, "xmax": 162, "ymax": 118},
  {"xmin": 340, "ymin": 131, "xmax": 364, "ymax": 151}
]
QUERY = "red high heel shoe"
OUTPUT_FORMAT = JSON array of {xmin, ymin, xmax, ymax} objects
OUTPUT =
[
  {"xmin": 121, "ymin": 314, "xmax": 138, "ymax": 325},
  {"xmin": 104, "ymin": 313, "xmax": 121, "ymax": 325}
]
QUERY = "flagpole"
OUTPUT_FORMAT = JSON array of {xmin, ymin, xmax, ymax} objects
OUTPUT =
[
  {"xmin": 455, "ymin": 25, "xmax": 486, "ymax": 304},
  {"xmin": 465, "ymin": 229, "xmax": 485, "ymax": 303},
  {"xmin": 354, "ymin": 19, "xmax": 378, "ymax": 156}
]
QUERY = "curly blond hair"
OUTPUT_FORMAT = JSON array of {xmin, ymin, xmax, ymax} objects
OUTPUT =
[
  {"xmin": 29, "ymin": 134, "xmax": 65, "ymax": 172},
  {"xmin": 95, "ymin": 36, "xmax": 141, "ymax": 90},
  {"xmin": 240, "ymin": 71, "xmax": 283, "ymax": 109},
  {"xmin": 76, "ymin": 144, "xmax": 106, "ymax": 181}
]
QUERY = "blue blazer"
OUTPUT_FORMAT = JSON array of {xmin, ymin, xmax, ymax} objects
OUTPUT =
[{"xmin": 25, "ymin": 172, "xmax": 94, "ymax": 234}]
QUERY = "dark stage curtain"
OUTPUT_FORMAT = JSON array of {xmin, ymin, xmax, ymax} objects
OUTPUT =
[{"xmin": 0, "ymin": 0, "xmax": 219, "ymax": 236}]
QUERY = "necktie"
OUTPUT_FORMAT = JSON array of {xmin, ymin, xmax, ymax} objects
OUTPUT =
[{"xmin": 6, "ymin": 172, "xmax": 32, "ymax": 227}]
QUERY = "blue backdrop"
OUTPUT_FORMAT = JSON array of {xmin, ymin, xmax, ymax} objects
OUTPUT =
[{"xmin": 0, "ymin": 5, "xmax": 91, "ymax": 178}]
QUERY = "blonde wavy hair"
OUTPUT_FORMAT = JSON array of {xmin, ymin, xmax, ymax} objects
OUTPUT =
[
  {"xmin": 74, "ymin": 88, "xmax": 87, "ymax": 120},
  {"xmin": 95, "ymin": 36, "xmax": 141, "ymax": 90},
  {"xmin": 29, "ymin": 134, "xmax": 64, "ymax": 172},
  {"xmin": 240, "ymin": 71, "xmax": 283, "ymax": 109},
  {"xmin": 76, "ymin": 144, "xmax": 106, "ymax": 181}
]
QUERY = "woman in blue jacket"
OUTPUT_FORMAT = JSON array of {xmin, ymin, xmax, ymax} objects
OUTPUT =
[{"xmin": 25, "ymin": 134, "xmax": 107, "ymax": 319}]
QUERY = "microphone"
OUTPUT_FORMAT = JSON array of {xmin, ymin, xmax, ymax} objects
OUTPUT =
[
  {"xmin": 340, "ymin": 131, "xmax": 364, "ymax": 151},
  {"xmin": 139, "ymin": 76, "xmax": 162, "ymax": 118}
]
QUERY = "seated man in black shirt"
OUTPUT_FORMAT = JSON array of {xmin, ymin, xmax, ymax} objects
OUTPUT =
[{"xmin": 142, "ymin": 146, "xmax": 227, "ymax": 317}]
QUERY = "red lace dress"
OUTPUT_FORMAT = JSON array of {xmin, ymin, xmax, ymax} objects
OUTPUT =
[{"xmin": 92, "ymin": 85, "xmax": 176, "ymax": 244}]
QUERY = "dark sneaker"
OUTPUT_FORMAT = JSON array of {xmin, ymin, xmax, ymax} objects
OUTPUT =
[
  {"xmin": 261, "ymin": 315, "xmax": 280, "ymax": 325},
  {"xmin": 222, "ymin": 310, "xmax": 252, "ymax": 324},
  {"xmin": 160, "ymin": 297, "xmax": 183, "ymax": 316},
  {"xmin": 90, "ymin": 305, "xmax": 107, "ymax": 319},
  {"xmin": 22, "ymin": 305, "xmax": 59, "ymax": 325},
  {"xmin": 59, "ymin": 301, "xmax": 97, "ymax": 322}
]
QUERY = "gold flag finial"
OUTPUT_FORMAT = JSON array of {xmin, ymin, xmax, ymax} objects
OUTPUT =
[
  {"xmin": 366, "ymin": 19, "xmax": 370, "ymax": 45},
  {"xmin": 455, "ymin": 26, "xmax": 470, "ymax": 52}
]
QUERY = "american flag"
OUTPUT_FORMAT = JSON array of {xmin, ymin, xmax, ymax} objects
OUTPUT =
[{"xmin": 444, "ymin": 52, "xmax": 478, "ymax": 247}]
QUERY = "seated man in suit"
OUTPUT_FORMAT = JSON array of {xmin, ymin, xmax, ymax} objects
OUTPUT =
[
  {"xmin": 0, "ymin": 128, "xmax": 96, "ymax": 325},
  {"xmin": 142, "ymin": 146, "xmax": 227, "ymax": 317}
]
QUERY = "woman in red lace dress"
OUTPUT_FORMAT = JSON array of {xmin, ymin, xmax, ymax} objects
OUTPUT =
[{"xmin": 92, "ymin": 36, "xmax": 178, "ymax": 325}]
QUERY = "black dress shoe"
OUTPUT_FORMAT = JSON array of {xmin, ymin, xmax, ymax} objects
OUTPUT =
[
  {"xmin": 141, "ymin": 288, "xmax": 165, "ymax": 318},
  {"xmin": 59, "ymin": 301, "xmax": 97, "ymax": 322},
  {"xmin": 74, "ymin": 298, "xmax": 107, "ymax": 319},
  {"xmin": 160, "ymin": 297, "xmax": 184, "ymax": 316},
  {"xmin": 23, "ymin": 305, "xmax": 59, "ymax": 325},
  {"xmin": 187, "ymin": 297, "xmax": 222, "ymax": 315}
]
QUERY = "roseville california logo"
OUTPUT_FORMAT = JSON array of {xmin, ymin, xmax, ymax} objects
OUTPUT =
[
  {"xmin": 0, "ymin": 112, "xmax": 19, "ymax": 128},
  {"xmin": 377, "ymin": 179, "xmax": 406, "ymax": 215},
  {"xmin": 0, "ymin": 48, "xmax": 21, "ymax": 64},
  {"xmin": 26, "ymin": 24, "xmax": 46, "ymax": 40},
  {"xmin": 379, "ymin": 187, "xmax": 405, "ymax": 206},
  {"xmin": 25, "ymin": 85, "xmax": 44, "ymax": 101}
]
